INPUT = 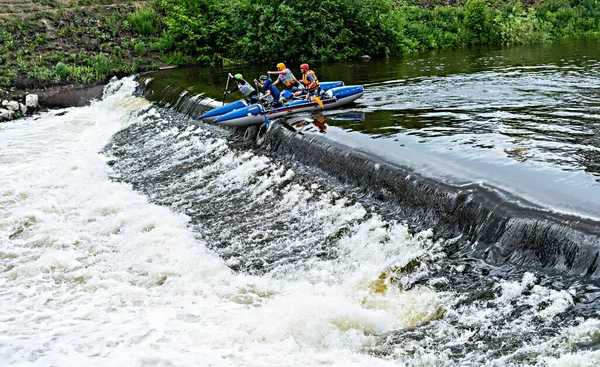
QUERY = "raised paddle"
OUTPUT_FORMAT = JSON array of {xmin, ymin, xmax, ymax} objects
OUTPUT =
[{"xmin": 222, "ymin": 73, "xmax": 233, "ymax": 106}]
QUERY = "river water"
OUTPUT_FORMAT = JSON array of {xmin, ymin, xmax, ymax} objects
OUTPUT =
[{"xmin": 1, "ymin": 39, "xmax": 600, "ymax": 366}]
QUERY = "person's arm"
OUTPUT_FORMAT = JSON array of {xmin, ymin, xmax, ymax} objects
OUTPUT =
[
  {"xmin": 258, "ymin": 90, "xmax": 272, "ymax": 100},
  {"xmin": 226, "ymin": 79, "xmax": 242, "ymax": 94},
  {"xmin": 306, "ymin": 74, "xmax": 317, "ymax": 90}
]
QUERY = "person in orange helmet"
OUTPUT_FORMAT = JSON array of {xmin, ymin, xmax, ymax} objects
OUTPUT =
[{"xmin": 267, "ymin": 62, "xmax": 302, "ymax": 94}]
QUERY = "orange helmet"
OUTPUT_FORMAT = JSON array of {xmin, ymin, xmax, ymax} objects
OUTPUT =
[
  {"xmin": 300, "ymin": 63, "xmax": 309, "ymax": 70},
  {"xmin": 276, "ymin": 63, "xmax": 286, "ymax": 71}
]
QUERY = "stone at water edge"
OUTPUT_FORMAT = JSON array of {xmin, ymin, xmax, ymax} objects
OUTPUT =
[
  {"xmin": 25, "ymin": 94, "xmax": 39, "ymax": 110},
  {"xmin": 3, "ymin": 101, "xmax": 19, "ymax": 112},
  {"xmin": 0, "ymin": 109, "xmax": 14, "ymax": 121}
]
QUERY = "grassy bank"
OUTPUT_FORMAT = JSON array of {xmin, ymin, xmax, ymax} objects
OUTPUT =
[
  {"xmin": 0, "ymin": 0, "xmax": 166, "ymax": 100},
  {"xmin": 1, "ymin": 0, "xmax": 599, "ymax": 101}
]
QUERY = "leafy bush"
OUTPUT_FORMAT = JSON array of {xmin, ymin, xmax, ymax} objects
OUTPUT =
[
  {"xmin": 0, "ymin": 76, "xmax": 12, "ymax": 87},
  {"xmin": 55, "ymin": 62, "xmax": 68, "ymax": 79},
  {"xmin": 105, "ymin": 12, "xmax": 121, "ymax": 37},
  {"xmin": 151, "ymin": 33, "xmax": 175, "ymax": 53},
  {"xmin": 88, "ymin": 54, "xmax": 112, "ymax": 80},
  {"xmin": 128, "ymin": 7, "xmax": 160, "ymax": 36},
  {"xmin": 134, "ymin": 41, "xmax": 147, "ymax": 56},
  {"xmin": 498, "ymin": 4, "xmax": 549, "ymax": 46},
  {"xmin": 463, "ymin": 0, "xmax": 496, "ymax": 44},
  {"xmin": 160, "ymin": 51, "xmax": 187, "ymax": 65}
]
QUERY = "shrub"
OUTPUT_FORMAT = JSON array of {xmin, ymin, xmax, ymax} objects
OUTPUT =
[
  {"xmin": 128, "ymin": 7, "xmax": 160, "ymax": 36},
  {"xmin": 151, "ymin": 33, "xmax": 174, "ymax": 53},
  {"xmin": 0, "ymin": 76, "xmax": 11, "ymax": 87},
  {"xmin": 55, "ymin": 61, "xmax": 67, "ymax": 78},
  {"xmin": 463, "ymin": 0, "xmax": 495, "ymax": 44},
  {"xmin": 160, "ymin": 51, "xmax": 186, "ymax": 65},
  {"xmin": 134, "ymin": 41, "xmax": 147, "ymax": 56},
  {"xmin": 89, "ymin": 54, "xmax": 113, "ymax": 80}
]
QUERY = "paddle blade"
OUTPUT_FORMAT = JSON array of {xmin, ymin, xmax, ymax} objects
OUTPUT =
[
  {"xmin": 263, "ymin": 113, "xmax": 270, "ymax": 129},
  {"xmin": 313, "ymin": 95, "xmax": 324, "ymax": 108}
]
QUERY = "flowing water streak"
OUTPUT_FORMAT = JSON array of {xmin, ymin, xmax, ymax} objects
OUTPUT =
[{"xmin": 0, "ymin": 78, "xmax": 451, "ymax": 366}]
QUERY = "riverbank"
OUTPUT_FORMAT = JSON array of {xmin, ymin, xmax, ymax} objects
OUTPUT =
[{"xmin": 0, "ymin": 0, "xmax": 169, "ymax": 116}]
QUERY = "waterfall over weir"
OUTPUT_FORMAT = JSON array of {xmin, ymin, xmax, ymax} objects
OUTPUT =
[
  {"xmin": 135, "ymin": 72, "xmax": 600, "ymax": 283},
  {"xmin": 7, "ymin": 70, "xmax": 600, "ymax": 366}
]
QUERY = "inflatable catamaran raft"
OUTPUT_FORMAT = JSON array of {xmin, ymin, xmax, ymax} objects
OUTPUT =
[{"xmin": 198, "ymin": 81, "xmax": 364, "ymax": 127}]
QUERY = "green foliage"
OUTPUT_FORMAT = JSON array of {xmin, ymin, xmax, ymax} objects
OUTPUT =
[
  {"xmin": 66, "ymin": 64, "xmax": 94, "ymax": 83},
  {"xmin": 128, "ymin": 7, "xmax": 160, "ymax": 36},
  {"xmin": 160, "ymin": 51, "xmax": 188, "ymax": 65},
  {"xmin": 2, "ymin": 0, "xmax": 600, "ymax": 91},
  {"xmin": 160, "ymin": 0, "xmax": 406, "ymax": 64},
  {"xmin": 151, "ymin": 33, "xmax": 175, "ymax": 53},
  {"xmin": 153, "ymin": 0, "xmax": 600, "ymax": 65},
  {"xmin": 463, "ymin": 0, "xmax": 496, "ymax": 44},
  {"xmin": 134, "ymin": 41, "xmax": 147, "ymax": 56},
  {"xmin": 0, "ymin": 76, "xmax": 12, "ymax": 87},
  {"xmin": 55, "ymin": 62, "xmax": 68, "ymax": 79},
  {"xmin": 105, "ymin": 11, "xmax": 122, "ymax": 38},
  {"xmin": 88, "ymin": 54, "xmax": 113, "ymax": 79},
  {"xmin": 497, "ymin": 3, "xmax": 549, "ymax": 46},
  {"xmin": 50, "ymin": 52, "xmax": 65, "ymax": 62},
  {"xmin": 27, "ymin": 66, "xmax": 53, "ymax": 81}
]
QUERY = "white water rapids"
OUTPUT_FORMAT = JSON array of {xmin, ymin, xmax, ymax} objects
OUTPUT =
[{"xmin": 1, "ymin": 78, "xmax": 599, "ymax": 366}]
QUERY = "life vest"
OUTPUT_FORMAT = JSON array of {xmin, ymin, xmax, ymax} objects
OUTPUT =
[
  {"xmin": 278, "ymin": 69, "xmax": 298, "ymax": 87},
  {"xmin": 301, "ymin": 70, "xmax": 320, "ymax": 90},
  {"xmin": 238, "ymin": 81, "xmax": 256, "ymax": 96}
]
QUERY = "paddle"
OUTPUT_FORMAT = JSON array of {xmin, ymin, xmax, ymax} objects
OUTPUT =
[
  {"xmin": 222, "ymin": 73, "xmax": 232, "ymax": 106},
  {"xmin": 313, "ymin": 94, "xmax": 324, "ymax": 108}
]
